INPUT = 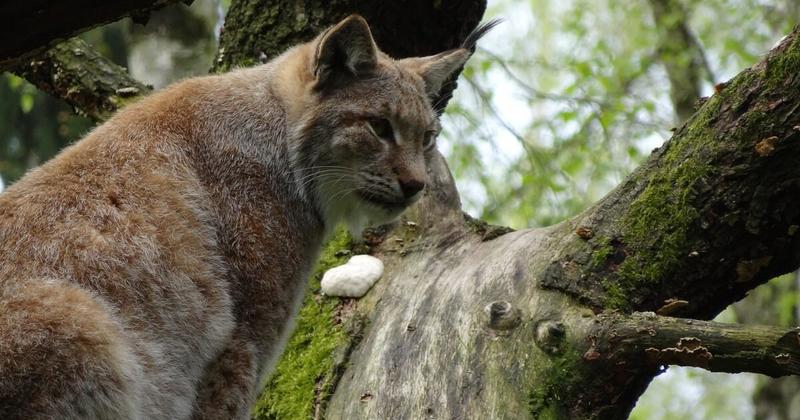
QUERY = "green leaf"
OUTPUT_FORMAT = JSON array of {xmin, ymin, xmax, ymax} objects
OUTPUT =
[{"xmin": 20, "ymin": 94, "xmax": 34, "ymax": 113}]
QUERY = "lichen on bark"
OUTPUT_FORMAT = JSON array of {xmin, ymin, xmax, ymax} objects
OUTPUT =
[{"xmin": 14, "ymin": 38, "xmax": 150, "ymax": 121}]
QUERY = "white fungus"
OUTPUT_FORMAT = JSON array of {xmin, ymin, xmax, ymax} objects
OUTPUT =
[{"xmin": 320, "ymin": 255, "xmax": 384, "ymax": 298}]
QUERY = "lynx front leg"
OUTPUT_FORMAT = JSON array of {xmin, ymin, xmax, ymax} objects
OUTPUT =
[{"xmin": 192, "ymin": 337, "xmax": 260, "ymax": 420}]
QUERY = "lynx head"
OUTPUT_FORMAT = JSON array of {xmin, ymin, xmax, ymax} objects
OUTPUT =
[{"xmin": 281, "ymin": 15, "xmax": 497, "ymax": 235}]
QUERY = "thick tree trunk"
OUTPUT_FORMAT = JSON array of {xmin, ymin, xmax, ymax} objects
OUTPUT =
[
  {"xmin": 245, "ymin": 7, "xmax": 800, "ymax": 418},
  {"xmin": 6, "ymin": 2, "xmax": 800, "ymax": 419}
]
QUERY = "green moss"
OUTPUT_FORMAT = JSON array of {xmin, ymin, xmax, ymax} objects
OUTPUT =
[
  {"xmin": 618, "ymin": 159, "xmax": 709, "ymax": 269},
  {"xmin": 528, "ymin": 348, "xmax": 582, "ymax": 419},
  {"xmin": 252, "ymin": 229, "xmax": 354, "ymax": 420},
  {"xmin": 603, "ymin": 102, "xmax": 717, "ymax": 309},
  {"xmin": 590, "ymin": 236, "xmax": 613, "ymax": 268},
  {"xmin": 535, "ymin": 405, "xmax": 561, "ymax": 420},
  {"xmin": 764, "ymin": 34, "xmax": 800, "ymax": 90},
  {"xmin": 601, "ymin": 39, "xmax": 799, "ymax": 309},
  {"xmin": 601, "ymin": 280, "xmax": 627, "ymax": 310}
]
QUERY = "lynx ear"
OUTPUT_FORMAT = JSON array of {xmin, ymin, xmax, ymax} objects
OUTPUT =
[
  {"xmin": 312, "ymin": 15, "xmax": 378, "ymax": 89},
  {"xmin": 401, "ymin": 50, "xmax": 471, "ymax": 97},
  {"xmin": 401, "ymin": 19, "xmax": 502, "ymax": 97}
]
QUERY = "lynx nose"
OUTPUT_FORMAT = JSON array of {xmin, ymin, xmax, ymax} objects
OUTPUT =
[{"xmin": 399, "ymin": 178, "xmax": 425, "ymax": 199}]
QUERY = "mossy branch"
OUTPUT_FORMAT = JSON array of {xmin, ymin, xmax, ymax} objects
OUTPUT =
[
  {"xmin": 543, "ymin": 26, "xmax": 800, "ymax": 317},
  {"xmin": 533, "ymin": 28, "xmax": 800, "ymax": 415},
  {"xmin": 13, "ymin": 38, "xmax": 150, "ymax": 121},
  {"xmin": 0, "ymin": 0, "xmax": 183, "ymax": 70},
  {"xmin": 589, "ymin": 312, "xmax": 800, "ymax": 377}
]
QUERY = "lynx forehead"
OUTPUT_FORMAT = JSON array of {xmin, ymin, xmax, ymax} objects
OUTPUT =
[
  {"xmin": 0, "ymin": 14, "xmax": 495, "ymax": 419},
  {"xmin": 280, "ymin": 15, "xmax": 497, "ymax": 234}
]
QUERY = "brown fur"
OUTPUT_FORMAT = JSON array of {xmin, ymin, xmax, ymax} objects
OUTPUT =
[{"xmin": 0, "ymin": 15, "xmax": 489, "ymax": 419}]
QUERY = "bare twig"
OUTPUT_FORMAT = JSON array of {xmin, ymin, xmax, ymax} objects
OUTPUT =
[{"xmin": 477, "ymin": 47, "xmax": 604, "ymax": 106}]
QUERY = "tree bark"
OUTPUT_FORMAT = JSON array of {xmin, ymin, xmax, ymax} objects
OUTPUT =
[
  {"xmin": 0, "ymin": 0, "xmax": 182, "ymax": 70},
  {"xmin": 5, "ymin": 2, "xmax": 800, "ymax": 419},
  {"xmin": 650, "ymin": 3, "xmax": 800, "ymax": 415},
  {"xmin": 13, "ymin": 38, "xmax": 150, "ymax": 121},
  {"xmin": 258, "ymin": 20, "xmax": 800, "ymax": 420},
  {"xmin": 591, "ymin": 312, "xmax": 800, "ymax": 377}
]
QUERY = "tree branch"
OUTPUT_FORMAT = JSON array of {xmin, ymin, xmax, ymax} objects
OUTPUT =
[
  {"xmin": 318, "ymin": 25, "xmax": 800, "ymax": 419},
  {"xmin": 0, "ymin": 0, "xmax": 183, "ymax": 70},
  {"xmin": 588, "ymin": 312, "xmax": 800, "ymax": 377},
  {"xmin": 649, "ymin": 0, "xmax": 713, "ymax": 122},
  {"xmin": 11, "ymin": 1, "xmax": 799, "ymax": 418},
  {"xmin": 13, "ymin": 38, "xmax": 150, "ymax": 121},
  {"xmin": 542, "ymin": 28, "xmax": 800, "ymax": 318}
]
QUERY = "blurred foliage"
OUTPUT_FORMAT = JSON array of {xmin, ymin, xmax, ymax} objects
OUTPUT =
[
  {"xmin": 124, "ymin": 0, "xmax": 220, "ymax": 89},
  {"xmin": 0, "ymin": 74, "xmax": 92, "ymax": 184},
  {"xmin": 631, "ymin": 367, "xmax": 758, "ymax": 420},
  {"xmin": 441, "ymin": 0, "xmax": 797, "ymax": 229}
]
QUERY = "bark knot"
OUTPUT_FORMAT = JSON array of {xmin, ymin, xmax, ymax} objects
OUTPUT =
[
  {"xmin": 735, "ymin": 256, "xmax": 773, "ymax": 283},
  {"xmin": 575, "ymin": 226, "xmax": 593, "ymax": 239},
  {"xmin": 483, "ymin": 301, "xmax": 521, "ymax": 331},
  {"xmin": 534, "ymin": 320, "xmax": 566, "ymax": 355}
]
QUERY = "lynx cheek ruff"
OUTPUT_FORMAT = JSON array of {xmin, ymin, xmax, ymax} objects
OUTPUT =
[
  {"xmin": 321, "ymin": 255, "xmax": 384, "ymax": 298},
  {"xmin": 0, "ymin": 13, "xmax": 496, "ymax": 418}
]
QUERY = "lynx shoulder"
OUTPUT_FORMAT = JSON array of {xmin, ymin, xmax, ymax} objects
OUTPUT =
[{"xmin": 0, "ymin": 15, "xmax": 495, "ymax": 419}]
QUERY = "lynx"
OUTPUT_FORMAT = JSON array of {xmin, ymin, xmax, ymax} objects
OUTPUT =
[{"xmin": 0, "ymin": 15, "xmax": 494, "ymax": 419}]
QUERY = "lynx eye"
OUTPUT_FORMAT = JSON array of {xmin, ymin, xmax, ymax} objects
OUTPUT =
[
  {"xmin": 422, "ymin": 130, "xmax": 438, "ymax": 150},
  {"xmin": 367, "ymin": 118, "xmax": 395, "ymax": 142}
]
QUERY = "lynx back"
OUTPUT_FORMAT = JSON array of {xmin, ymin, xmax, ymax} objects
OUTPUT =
[{"xmin": 0, "ymin": 15, "xmax": 495, "ymax": 419}]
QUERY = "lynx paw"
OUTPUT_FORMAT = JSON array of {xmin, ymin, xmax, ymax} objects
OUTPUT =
[{"xmin": 321, "ymin": 255, "xmax": 383, "ymax": 298}]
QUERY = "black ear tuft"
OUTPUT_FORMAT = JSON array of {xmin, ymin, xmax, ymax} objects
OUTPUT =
[
  {"xmin": 461, "ymin": 18, "xmax": 503, "ymax": 52},
  {"xmin": 398, "ymin": 19, "xmax": 501, "ymax": 105}
]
